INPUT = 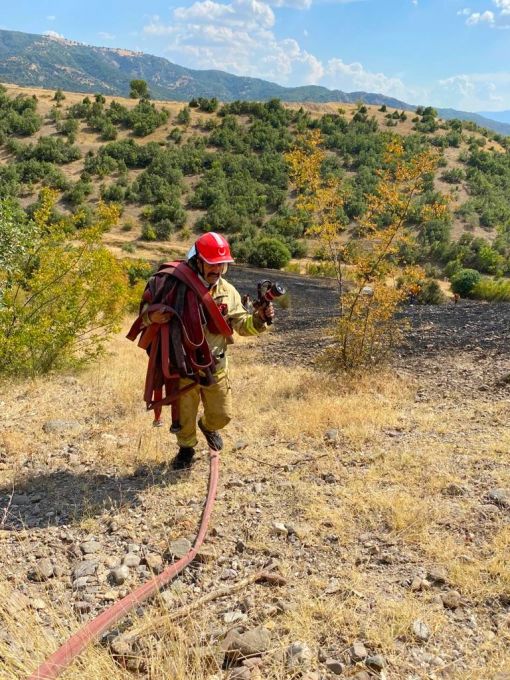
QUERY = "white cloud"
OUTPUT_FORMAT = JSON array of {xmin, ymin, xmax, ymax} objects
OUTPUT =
[
  {"xmin": 466, "ymin": 10, "xmax": 495, "ymax": 25},
  {"xmin": 494, "ymin": 0, "xmax": 510, "ymax": 13},
  {"xmin": 435, "ymin": 71, "xmax": 510, "ymax": 109},
  {"xmin": 460, "ymin": 1, "xmax": 510, "ymax": 27},
  {"xmin": 324, "ymin": 58, "xmax": 412, "ymax": 100},
  {"xmin": 98, "ymin": 31, "xmax": 116, "ymax": 41},
  {"xmin": 44, "ymin": 30, "xmax": 64, "ymax": 39},
  {"xmin": 46, "ymin": 15, "xmax": 56, "ymax": 21},
  {"xmin": 142, "ymin": 0, "xmax": 415, "ymax": 96}
]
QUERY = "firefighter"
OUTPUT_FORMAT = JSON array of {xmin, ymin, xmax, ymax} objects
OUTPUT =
[{"xmin": 147, "ymin": 232, "xmax": 275, "ymax": 469}]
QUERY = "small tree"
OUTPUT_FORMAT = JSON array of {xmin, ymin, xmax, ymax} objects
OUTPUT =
[
  {"xmin": 53, "ymin": 89, "xmax": 65, "ymax": 107},
  {"xmin": 176, "ymin": 106, "xmax": 191, "ymax": 126},
  {"xmin": 130, "ymin": 79, "xmax": 150, "ymax": 100},
  {"xmin": 0, "ymin": 190, "xmax": 128, "ymax": 375},
  {"xmin": 286, "ymin": 131, "xmax": 448, "ymax": 368}
]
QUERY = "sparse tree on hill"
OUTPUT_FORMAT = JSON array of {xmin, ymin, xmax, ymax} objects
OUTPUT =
[
  {"xmin": 53, "ymin": 89, "xmax": 65, "ymax": 107},
  {"xmin": 130, "ymin": 79, "xmax": 150, "ymax": 100}
]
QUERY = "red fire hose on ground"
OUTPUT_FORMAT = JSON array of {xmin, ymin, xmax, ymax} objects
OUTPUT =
[{"xmin": 28, "ymin": 449, "xmax": 220, "ymax": 680}]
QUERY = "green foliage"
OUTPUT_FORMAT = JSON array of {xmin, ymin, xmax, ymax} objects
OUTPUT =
[
  {"xmin": 416, "ymin": 279, "xmax": 446, "ymax": 304},
  {"xmin": 0, "ymin": 191, "xmax": 128, "ymax": 375},
  {"xmin": 176, "ymin": 106, "xmax": 191, "ymax": 125},
  {"xmin": 441, "ymin": 168, "xmax": 464, "ymax": 184},
  {"xmin": 247, "ymin": 237, "xmax": 291, "ymax": 269},
  {"xmin": 190, "ymin": 97, "xmax": 219, "ymax": 113},
  {"xmin": 471, "ymin": 277, "xmax": 510, "ymax": 301},
  {"xmin": 53, "ymin": 89, "xmax": 65, "ymax": 106},
  {"xmin": 450, "ymin": 268, "xmax": 481, "ymax": 297},
  {"xmin": 130, "ymin": 79, "xmax": 150, "ymax": 100}
]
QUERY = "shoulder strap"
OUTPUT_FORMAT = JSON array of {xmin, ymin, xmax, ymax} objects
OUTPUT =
[{"xmin": 158, "ymin": 261, "xmax": 233, "ymax": 337}]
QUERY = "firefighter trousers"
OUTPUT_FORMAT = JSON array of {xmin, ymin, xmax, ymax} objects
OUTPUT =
[{"xmin": 175, "ymin": 371, "xmax": 232, "ymax": 448}]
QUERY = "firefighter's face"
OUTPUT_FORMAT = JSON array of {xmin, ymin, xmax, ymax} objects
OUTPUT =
[{"xmin": 201, "ymin": 260, "xmax": 227, "ymax": 285}]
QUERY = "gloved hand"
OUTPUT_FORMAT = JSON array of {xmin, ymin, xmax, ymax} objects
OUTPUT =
[
  {"xmin": 256, "ymin": 302, "xmax": 275, "ymax": 323},
  {"xmin": 149, "ymin": 310, "xmax": 172, "ymax": 324}
]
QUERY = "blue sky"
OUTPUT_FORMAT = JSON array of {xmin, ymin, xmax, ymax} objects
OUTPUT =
[{"xmin": 2, "ymin": 0, "xmax": 510, "ymax": 111}]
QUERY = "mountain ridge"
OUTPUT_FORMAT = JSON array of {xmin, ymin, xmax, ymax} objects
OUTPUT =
[{"xmin": 0, "ymin": 28, "xmax": 509, "ymax": 136}]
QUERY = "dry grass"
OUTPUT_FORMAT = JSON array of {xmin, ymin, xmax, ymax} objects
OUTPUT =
[{"xmin": 0, "ymin": 321, "xmax": 509, "ymax": 679}]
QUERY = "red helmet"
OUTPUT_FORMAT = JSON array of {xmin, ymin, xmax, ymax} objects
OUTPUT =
[{"xmin": 192, "ymin": 232, "xmax": 234, "ymax": 265}]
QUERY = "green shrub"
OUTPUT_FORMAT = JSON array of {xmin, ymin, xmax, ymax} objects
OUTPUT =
[
  {"xmin": 0, "ymin": 191, "xmax": 128, "ymax": 375},
  {"xmin": 247, "ymin": 237, "xmax": 291, "ymax": 269},
  {"xmin": 450, "ymin": 268, "xmax": 481, "ymax": 297},
  {"xmin": 471, "ymin": 277, "xmax": 510, "ymax": 301},
  {"xmin": 416, "ymin": 279, "xmax": 446, "ymax": 305}
]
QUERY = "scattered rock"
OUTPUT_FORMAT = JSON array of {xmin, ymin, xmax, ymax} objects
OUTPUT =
[
  {"xmin": 228, "ymin": 668, "xmax": 251, "ymax": 680},
  {"xmin": 487, "ymin": 488, "xmax": 510, "ymax": 509},
  {"xmin": 412, "ymin": 620, "xmax": 431, "ymax": 642},
  {"xmin": 29, "ymin": 558, "xmax": 54, "ymax": 582},
  {"xmin": 271, "ymin": 522, "xmax": 288, "ymax": 536},
  {"xmin": 224, "ymin": 627, "xmax": 272, "ymax": 660},
  {"xmin": 110, "ymin": 565, "xmax": 130, "ymax": 585},
  {"xmin": 223, "ymin": 610, "xmax": 247, "ymax": 624},
  {"xmin": 168, "ymin": 538, "xmax": 192, "ymax": 559},
  {"xmin": 73, "ymin": 560, "xmax": 97, "ymax": 580},
  {"xmin": 324, "ymin": 428, "xmax": 338, "ymax": 445},
  {"xmin": 30, "ymin": 598, "xmax": 46, "ymax": 610},
  {"xmin": 442, "ymin": 590, "xmax": 462, "ymax": 610},
  {"xmin": 366, "ymin": 654, "xmax": 386, "ymax": 670},
  {"xmin": 42, "ymin": 419, "xmax": 81, "ymax": 434},
  {"xmin": 287, "ymin": 641, "xmax": 312, "ymax": 670},
  {"xmin": 122, "ymin": 553, "xmax": 141, "ymax": 568},
  {"xmin": 427, "ymin": 567, "xmax": 448, "ymax": 585},
  {"xmin": 80, "ymin": 540, "xmax": 100, "ymax": 554},
  {"xmin": 350, "ymin": 641, "xmax": 368, "ymax": 661},
  {"xmin": 325, "ymin": 658, "xmax": 344, "ymax": 674},
  {"xmin": 233, "ymin": 440, "xmax": 249, "ymax": 451}
]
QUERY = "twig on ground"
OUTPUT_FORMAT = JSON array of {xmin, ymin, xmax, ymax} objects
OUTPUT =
[
  {"xmin": 244, "ymin": 453, "xmax": 327, "ymax": 470},
  {"xmin": 129, "ymin": 570, "xmax": 286, "ymax": 638}
]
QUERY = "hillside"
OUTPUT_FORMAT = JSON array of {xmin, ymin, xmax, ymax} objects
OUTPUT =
[
  {"xmin": 1, "ymin": 268, "xmax": 510, "ymax": 678},
  {"xmin": 1, "ymin": 29, "xmax": 510, "ymax": 136},
  {"xmin": 2, "ymin": 80, "xmax": 510, "ymax": 285}
]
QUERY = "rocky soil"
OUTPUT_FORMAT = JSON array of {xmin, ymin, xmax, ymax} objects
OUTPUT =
[{"xmin": 0, "ymin": 267, "xmax": 509, "ymax": 679}]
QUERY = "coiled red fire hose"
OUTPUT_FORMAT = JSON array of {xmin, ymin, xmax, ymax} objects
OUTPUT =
[{"xmin": 28, "ymin": 449, "xmax": 220, "ymax": 680}]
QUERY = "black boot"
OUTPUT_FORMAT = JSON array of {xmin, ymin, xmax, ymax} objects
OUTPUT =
[
  {"xmin": 198, "ymin": 419, "xmax": 223, "ymax": 451},
  {"xmin": 172, "ymin": 446, "xmax": 195, "ymax": 470}
]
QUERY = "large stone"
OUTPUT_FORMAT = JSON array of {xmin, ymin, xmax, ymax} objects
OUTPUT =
[
  {"xmin": 350, "ymin": 641, "xmax": 368, "ymax": 661},
  {"xmin": 122, "ymin": 553, "xmax": 141, "ymax": 568},
  {"xmin": 73, "ymin": 560, "xmax": 97, "ymax": 579},
  {"xmin": 287, "ymin": 641, "xmax": 312, "ymax": 670},
  {"xmin": 325, "ymin": 658, "xmax": 344, "ymax": 674},
  {"xmin": 43, "ymin": 419, "xmax": 81, "ymax": 434},
  {"xmin": 487, "ymin": 488, "xmax": 510, "ymax": 509},
  {"xmin": 442, "ymin": 590, "xmax": 462, "ymax": 610},
  {"xmin": 412, "ymin": 620, "xmax": 430, "ymax": 642},
  {"xmin": 29, "ymin": 558, "xmax": 54, "ymax": 582},
  {"xmin": 80, "ymin": 541, "xmax": 101, "ymax": 554},
  {"xmin": 224, "ymin": 627, "xmax": 271, "ymax": 660},
  {"xmin": 168, "ymin": 538, "xmax": 192, "ymax": 559},
  {"xmin": 110, "ymin": 566, "xmax": 130, "ymax": 585}
]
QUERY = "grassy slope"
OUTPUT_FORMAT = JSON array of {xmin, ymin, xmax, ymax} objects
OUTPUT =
[
  {"xmin": 0, "ymin": 82, "xmax": 503, "ymax": 266},
  {"xmin": 0, "ymin": 327, "xmax": 509, "ymax": 678}
]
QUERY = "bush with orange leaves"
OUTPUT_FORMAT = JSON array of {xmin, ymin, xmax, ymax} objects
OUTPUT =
[{"xmin": 286, "ymin": 131, "xmax": 449, "ymax": 368}]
